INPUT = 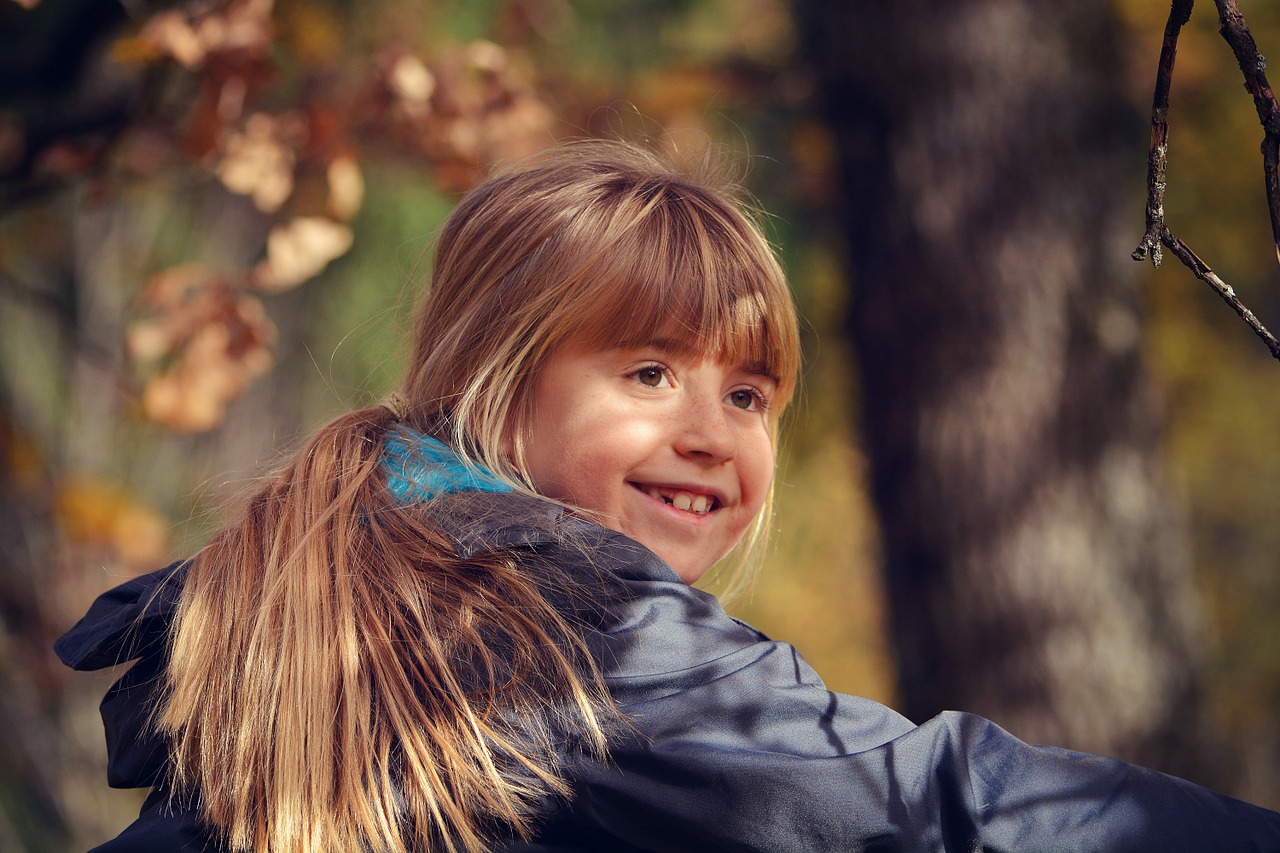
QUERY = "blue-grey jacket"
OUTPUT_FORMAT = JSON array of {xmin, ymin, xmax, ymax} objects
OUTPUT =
[{"xmin": 56, "ymin": 489, "xmax": 1280, "ymax": 852}]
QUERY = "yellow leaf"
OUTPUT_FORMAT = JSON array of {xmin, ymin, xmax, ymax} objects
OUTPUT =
[
  {"xmin": 125, "ymin": 319, "xmax": 173, "ymax": 363},
  {"xmin": 326, "ymin": 155, "xmax": 364, "ymax": 221},
  {"xmin": 278, "ymin": 1, "xmax": 344, "ymax": 67},
  {"xmin": 112, "ymin": 503, "xmax": 171, "ymax": 567},
  {"xmin": 55, "ymin": 478, "xmax": 122, "ymax": 545},
  {"xmin": 140, "ymin": 10, "xmax": 206, "ymax": 69},
  {"xmin": 203, "ymin": 0, "xmax": 274, "ymax": 57},
  {"xmin": 55, "ymin": 477, "xmax": 170, "ymax": 567},
  {"xmin": 216, "ymin": 113, "xmax": 296, "ymax": 213},
  {"xmin": 253, "ymin": 216, "xmax": 353, "ymax": 291},
  {"xmin": 390, "ymin": 54, "xmax": 436, "ymax": 117}
]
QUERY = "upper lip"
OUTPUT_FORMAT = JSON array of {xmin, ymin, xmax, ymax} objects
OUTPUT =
[{"xmin": 629, "ymin": 480, "xmax": 729, "ymax": 507}]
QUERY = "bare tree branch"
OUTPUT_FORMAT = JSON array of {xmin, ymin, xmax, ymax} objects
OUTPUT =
[
  {"xmin": 1161, "ymin": 226, "xmax": 1280, "ymax": 358},
  {"xmin": 1215, "ymin": 0, "xmax": 1280, "ymax": 256},
  {"xmin": 1132, "ymin": 0, "xmax": 1193, "ymax": 268},
  {"xmin": 1132, "ymin": 0, "xmax": 1280, "ymax": 362}
]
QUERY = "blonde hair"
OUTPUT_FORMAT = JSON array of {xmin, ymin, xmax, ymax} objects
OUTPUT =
[
  {"xmin": 159, "ymin": 140, "xmax": 801, "ymax": 852},
  {"xmin": 405, "ymin": 140, "xmax": 800, "ymax": 591}
]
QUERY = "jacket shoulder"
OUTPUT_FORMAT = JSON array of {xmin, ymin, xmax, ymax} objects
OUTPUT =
[{"xmin": 54, "ymin": 560, "xmax": 188, "ymax": 671}]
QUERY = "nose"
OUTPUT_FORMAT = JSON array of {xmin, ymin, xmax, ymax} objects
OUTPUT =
[{"xmin": 672, "ymin": 393, "xmax": 736, "ymax": 462}]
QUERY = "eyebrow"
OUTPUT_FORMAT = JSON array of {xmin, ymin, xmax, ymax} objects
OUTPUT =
[
  {"xmin": 613, "ymin": 338, "xmax": 778, "ymax": 383},
  {"xmin": 615, "ymin": 336, "xmax": 682, "ymax": 353},
  {"xmin": 741, "ymin": 362, "xmax": 779, "ymax": 384}
]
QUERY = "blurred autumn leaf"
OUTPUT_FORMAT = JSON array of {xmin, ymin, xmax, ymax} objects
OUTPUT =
[
  {"xmin": 54, "ymin": 475, "xmax": 169, "ymax": 569},
  {"xmin": 127, "ymin": 264, "xmax": 276, "ymax": 432},
  {"xmin": 3, "ymin": 0, "xmax": 563, "ymax": 434}
]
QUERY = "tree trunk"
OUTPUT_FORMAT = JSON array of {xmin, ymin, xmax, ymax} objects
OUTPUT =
[{"xmin": 796, "ymin": 0, "xmax": 1226, "ymax": 787}]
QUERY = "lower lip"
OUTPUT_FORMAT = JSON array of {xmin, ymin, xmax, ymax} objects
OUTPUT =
[{"xmin": 628, "ymin": 483, "xmax": 716, "ymax": 524}]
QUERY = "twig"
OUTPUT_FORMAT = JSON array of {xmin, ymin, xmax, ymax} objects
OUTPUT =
[
  {"xmin": 1160, "ymin": 227, "xmax": 1280, "ymax": 358},
  {"xmin": 1132, "ymin": 0, "xmax": 1280, "ymax": 362},
  {"xmin": 1133, "ymin": 0, "xmax": 1194, "ymax": 268},
  {"xmin": 1215, "ymin": 0, "xmax": 1280, "ymax": 256}
]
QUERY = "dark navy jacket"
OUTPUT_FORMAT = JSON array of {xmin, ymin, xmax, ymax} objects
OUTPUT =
[{"xmin": 56, "ymin": 491, "xmax": 1280, "ymax": 851}]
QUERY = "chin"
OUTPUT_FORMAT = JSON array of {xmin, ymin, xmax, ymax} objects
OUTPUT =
[
  {"xmin": 661, "ymin": 546, "xmax": 735, "ymax": 585},
  {"xmin": 669, "ymin": 562, "xmax": 709, "ymax": 585}
]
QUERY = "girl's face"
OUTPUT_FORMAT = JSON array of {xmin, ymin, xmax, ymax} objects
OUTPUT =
[{"xmin": 520, "ymin": 341, "xmax": 777, "ymax": 583}]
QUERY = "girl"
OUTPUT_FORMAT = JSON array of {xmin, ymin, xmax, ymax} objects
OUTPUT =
[{"xmin": 58, "ymin": 140, "xmax": 1280, "ymax": 852}]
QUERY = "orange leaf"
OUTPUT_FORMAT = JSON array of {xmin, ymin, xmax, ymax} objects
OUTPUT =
[
  {"xmin": 54, "ymin": 477, "xmax": 170, "ymax": 567},
  {"xmin": 129, "ymin": 266, "xmax": 276, "ymax": 432}
]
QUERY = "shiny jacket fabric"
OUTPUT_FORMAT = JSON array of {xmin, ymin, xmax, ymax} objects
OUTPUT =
[{"xmin": 57, "ymin": 490, "xmax": 1280, "ymax": 852}]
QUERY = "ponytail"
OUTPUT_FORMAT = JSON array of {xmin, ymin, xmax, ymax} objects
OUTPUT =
[{"xmin": 158, "ymin": 407, "xmax": 613, "ymax": 852}]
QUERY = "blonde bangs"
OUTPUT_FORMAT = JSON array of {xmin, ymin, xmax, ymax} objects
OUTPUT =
[{"xmin": 550, "ymin": 179, "xmax": 800, "ymax": 413}]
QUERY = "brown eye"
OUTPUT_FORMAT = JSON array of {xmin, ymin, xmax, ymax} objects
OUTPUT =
[
  {"xmin": 633, "ymin": 366, "xmax": 666, "ymax": 387},
  {"xmin": 726, "ymin": 388, "xmax": 767, "ymax": 411}
]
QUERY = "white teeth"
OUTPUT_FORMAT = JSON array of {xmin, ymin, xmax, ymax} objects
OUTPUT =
[{"xmin": 641, "ymin": 485, "xmax": 714, "ymax": 515}]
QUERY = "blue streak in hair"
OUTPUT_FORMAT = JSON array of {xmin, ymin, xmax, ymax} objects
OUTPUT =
[{"xmin": 382, "ymin": 428, "xmax": 513, "ymax": 505}]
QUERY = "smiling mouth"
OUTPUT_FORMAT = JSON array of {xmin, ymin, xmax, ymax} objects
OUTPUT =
[{"xmin": 634, "ymin": 484, "xmax": 719, "ymax": 515}]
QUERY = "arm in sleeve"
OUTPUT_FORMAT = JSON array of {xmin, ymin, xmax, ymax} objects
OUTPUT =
[{"xmin": 548, "ymin": 532, "xmax": 1280, "ymax": 853}]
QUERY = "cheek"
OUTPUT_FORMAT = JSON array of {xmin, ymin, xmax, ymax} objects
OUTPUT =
[
  {"xmin": 742, "ymin": 435, "xmax": 776, "ymax": 510},
  {"xmin": 527, "ymin": 413, "xmax": 639, "ymax": 500}
]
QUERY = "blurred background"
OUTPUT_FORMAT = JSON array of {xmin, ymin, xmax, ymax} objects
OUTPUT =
[{"xmin": 2, "ymin": 0, "xmax": 1279, "ymax": 848}]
